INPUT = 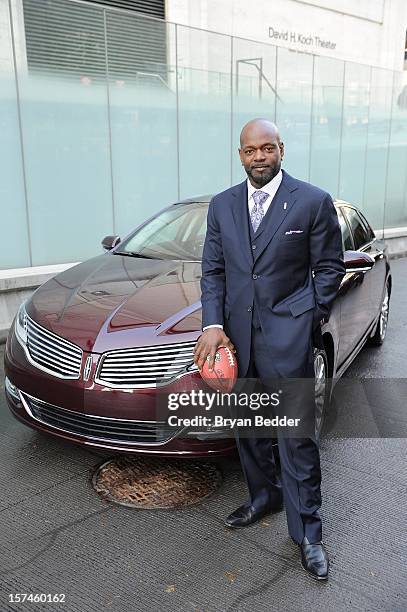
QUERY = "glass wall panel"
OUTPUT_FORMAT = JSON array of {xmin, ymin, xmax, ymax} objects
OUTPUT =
[
  {"xmin": 363, "ymin": 67, "xmax": 393, "ymax": 230},
  {"xmin": 231, "ymin": 36, "xmax": 277, "ymax": 184},
  {"xmin": 0, "ymin": 0, "xmax": 30, "ymax": 268},
  {"xmin": 106, "ymin": 13, "xmax": 178, "ymax": 236},
  {"xmin": 177, "ymin": 25, "xmax": 231, "ymax": 199},
  {"xmin": 310, "ymin": 56, "xmax": 345, "ymax": 196},
  {"xmin": 15, "ymin": 0, "xmax": 113, "ymax": 266},
  {"xmin": 276, "ymin": 47, "xmax": 313, "ymax": 182},
  {"xmin": 2, "ymin": 0, "xmax": 407, "ymax": 271},
  {"xmin": 338, "ymin": 62, "xmax": 370, "ymax": 208},
  {"xmin": 384, "ymin": 72, "xmax": 407, "ymax": 229}
]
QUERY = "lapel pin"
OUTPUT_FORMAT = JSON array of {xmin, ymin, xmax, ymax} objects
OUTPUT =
[{"xmin": 283, "ymin": 202, "xmax": 287, "ymax": 210}]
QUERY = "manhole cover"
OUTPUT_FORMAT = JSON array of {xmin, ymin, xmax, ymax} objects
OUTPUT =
[{"xmin": 92, "ymin": 456, "xmax": 222, "ymax": 509}]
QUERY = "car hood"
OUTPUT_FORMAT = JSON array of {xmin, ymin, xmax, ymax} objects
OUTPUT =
[{"xmin": 27, "ymin": 254, "xmax": 203, "ymax": 352}]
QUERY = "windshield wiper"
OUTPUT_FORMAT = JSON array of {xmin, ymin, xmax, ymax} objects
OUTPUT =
[{"xmin": 113, "ymin": 251, "xmax": 158, "ymax": 259}]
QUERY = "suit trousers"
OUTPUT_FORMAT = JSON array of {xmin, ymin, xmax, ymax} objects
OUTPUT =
[{"xmin": 233, "ymin": 324, "xmax": 322, "ymax": 544}]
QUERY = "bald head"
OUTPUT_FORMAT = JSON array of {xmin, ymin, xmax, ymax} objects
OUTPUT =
[
  {"xmin": 240, "ymin": 118, "xmax": 281, "ymax": 148},
  {"xmin": 239, "ymin": 118, "xmax": 284, "ymax": 188}
]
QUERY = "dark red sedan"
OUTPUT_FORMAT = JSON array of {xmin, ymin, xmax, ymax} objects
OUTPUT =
[{"xmin": 4, "ymin": 197, "xmax": 391, "ymax": 456}]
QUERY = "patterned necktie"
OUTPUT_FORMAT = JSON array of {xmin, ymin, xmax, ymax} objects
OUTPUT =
[{"xmin": 250, "ymin": 190, "xmax": 268, "ymax": 232}]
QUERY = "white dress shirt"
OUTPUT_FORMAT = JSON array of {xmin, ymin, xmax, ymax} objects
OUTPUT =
[{"xmin": 203, "ymin": 170, "xmax": 283, "ymax": 331}]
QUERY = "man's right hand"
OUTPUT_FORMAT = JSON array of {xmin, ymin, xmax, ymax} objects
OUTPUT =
[{"xmin": 193, "ymin": 328, "xmax": 236, "ymax": 372}]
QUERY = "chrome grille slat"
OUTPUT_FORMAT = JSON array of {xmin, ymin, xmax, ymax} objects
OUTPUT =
[
  {"xmin": 101, "ymin": 374, "xmax": 173, "ymax": 380},
  {"xmin": 27, "ymin": 345, "xmax": 79, "ymax": 375},
  {"xmin": 27, "ymin": 334, "xmax": 81, "ymax": 368},
  {"xmin": 100, "ymin": 372, "xmax": 180, "ymax": 378},
  {"xmin": 101, "ymin": 354, "xmax": 193, "ymax": 363},
  {"xmin": 28, "ymin": 396, "xmax": 167, "ymax": 426},
  {"xmin": 27, "ymin": 318, "xmax": 82, "ymax": 352},
  {"xmin": 106, "ymin": 346, "xmax": 195, "ymax": 358},
  {"xmin": 26, "ymin": 352, "xmax": 76, "ymax": 376},
  {"xmin": 22, "ymin": 393, "xmax": 177, "ymax": 445},
  {"xmin": 102, "ymin": 370, "xmax": 172, "ymax": 380},
  {"xmin": 27, "ymin": 327, "xmax": 82, "ymax": 361},
  {"xmin": 32, "ymin": 407, "xmax": 164, "ymax": 436},
  {"xmin": 97, "ymin": 341, "xmax": 196, "ymax": 389},
  {"xmin": 26, "ymin": 314, "xmax": 83, "ymax": 379},
  {"xmin": 101, "ymin": 363, "xmax": 190, "ymax": 372},
  {"xmin": 28, "ymin": 317, "xmax": 82, "ymax": 355},
  {"xmin": 26, "ymin": 352, "xmax": 80, "ymax": 377}
]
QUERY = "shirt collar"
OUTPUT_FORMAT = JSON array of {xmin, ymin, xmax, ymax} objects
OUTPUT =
[{"xmin": 247, "ymin": 169, "xmax": 283, "ymax": 199}]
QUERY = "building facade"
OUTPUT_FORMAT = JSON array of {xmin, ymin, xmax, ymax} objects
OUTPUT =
[
  {"xmin": 1, "ymin": 0, "xmax": 407, "ymax": 272},
  {"xmin": 168, "ymin": 0, "xmax": 407, "ymax": 71}
]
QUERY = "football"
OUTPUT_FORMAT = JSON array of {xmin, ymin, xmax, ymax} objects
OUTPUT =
[{"xmin": 200, "ymin": 346, "xmax": 238, "ymax": 393}]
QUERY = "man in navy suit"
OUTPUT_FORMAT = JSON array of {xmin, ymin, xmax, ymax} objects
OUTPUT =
[{"xmin": 194, "ymin": 118, "xmax": 345, "ymax": 580}]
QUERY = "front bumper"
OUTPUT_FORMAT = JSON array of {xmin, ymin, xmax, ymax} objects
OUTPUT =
[{"xmin": 4, "ymin": 329, "xmax": 236, "ymax": 458}]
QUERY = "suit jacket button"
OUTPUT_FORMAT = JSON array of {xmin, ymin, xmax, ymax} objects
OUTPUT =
[
  {"xmin": 252, "ymin": 274, "xmax": 258, "ymax": 279},
  {"xmin": 247, "ymin": 306, "xmax": 252, "ymax": 312},
  {"xmin": 252, "ymin": 245, "xmax": 257, "ymax": 250}
]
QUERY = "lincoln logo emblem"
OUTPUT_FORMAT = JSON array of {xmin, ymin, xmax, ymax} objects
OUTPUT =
[{"xmin": 83, "ymin": 356, "xmax": 92, "ymax": 381}]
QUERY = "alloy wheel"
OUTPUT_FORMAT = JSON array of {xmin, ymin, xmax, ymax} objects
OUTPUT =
[
  {"xmin": 369, "ymin": 281, "xmax": 391, "ymax": 346},
  {"xmin": 379, "ymin": 285, "xmax": 389, "ymax": 342}
]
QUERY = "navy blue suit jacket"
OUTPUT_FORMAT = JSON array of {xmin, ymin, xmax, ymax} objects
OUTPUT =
[{"xmin": 200, "ymin": 169, "xmax": 346, "ymax": 377}]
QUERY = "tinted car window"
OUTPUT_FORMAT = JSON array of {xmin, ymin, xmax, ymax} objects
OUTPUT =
[
  {"xmin": 337, "ymin": 208, "xmax": 353, "ymax": 251},
  {"xmin": 358, "ymin": 210, "xmax": 376, "ymax": 243},
  {"xmin": 118, "ymin": 202, "xmax": 208, "ymax": 261},
  {"xmin": 342, "ymin": 207, "xmax": 369, "ymax": 250}
]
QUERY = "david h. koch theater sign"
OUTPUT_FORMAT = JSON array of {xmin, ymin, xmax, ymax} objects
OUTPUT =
[{"xmin": 269, "ymin": 27, "xmax": 336, "ymax": 50}]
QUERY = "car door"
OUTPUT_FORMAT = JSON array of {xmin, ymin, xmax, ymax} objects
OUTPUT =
[
  {"xmin": 357, "ymin": 210, "xmax": 387, "ymax": 322},
  {"xmin": 342, "ymin": 206, "xmax": 385, "ymax": 325},
  {"xmin": 336, "ymin": 206, "xmax": 372, "ymax": 369}
]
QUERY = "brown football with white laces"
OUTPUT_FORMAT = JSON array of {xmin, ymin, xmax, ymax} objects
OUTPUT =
[{"xmin": 200, "ymin": 346, "xmax": 237, "ymax": 393}]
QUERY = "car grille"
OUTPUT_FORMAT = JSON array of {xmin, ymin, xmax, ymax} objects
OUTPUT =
[
  {"xmin": 96, "ymin": 341, "xmax": 196, "ymax": 388},
  {"xmin": 26, "ymin": 314, "xmax": 83, "ymax": 379},
  {"xmin": 21, "ymin": 392, "xmax": 178, "ymax": 445}
]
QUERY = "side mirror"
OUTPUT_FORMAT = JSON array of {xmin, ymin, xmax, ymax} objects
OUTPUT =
[
  {"xmin": 344, "ymin": 250, "xmax": 375, "ymax": 273},
  {"xmin": 102, "ymin": 235, "xmax": 121, "ymax": 251}
]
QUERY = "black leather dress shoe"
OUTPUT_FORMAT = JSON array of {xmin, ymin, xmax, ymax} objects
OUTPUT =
[
  {"xmin": 224, "ymin": 502, "xmax": 283, "ymax": 528},
  {"xmin": 300, "ymin": 537, "xmax": 329, "ymax": 580}
]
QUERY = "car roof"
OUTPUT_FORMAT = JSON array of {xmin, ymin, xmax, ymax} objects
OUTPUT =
[
  {"xmin": 333, "ymin": 199, "xmax": 359, "ymax": 210},
  {"xmin": 175, "ymin": 195, "xmax": 212, "ymax": 204}
]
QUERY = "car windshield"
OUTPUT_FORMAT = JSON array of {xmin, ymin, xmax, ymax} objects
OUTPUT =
[{"xmin": 116, "ymin": 202, "xmax": 209, "ymax": 261}]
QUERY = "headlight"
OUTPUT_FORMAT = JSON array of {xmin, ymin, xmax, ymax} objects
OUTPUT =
[{"xmin": 15, "ymin": 302, "xmax": 27, "ymax": 345}]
